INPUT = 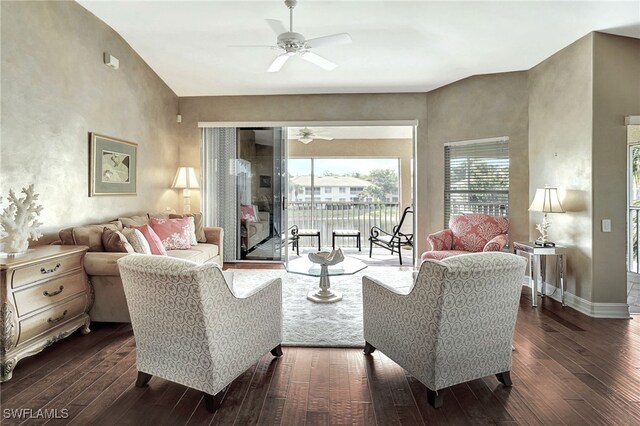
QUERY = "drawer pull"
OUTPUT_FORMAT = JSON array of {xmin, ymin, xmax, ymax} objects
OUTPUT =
[
  {"xmin": 40, "ymin": 263, "xmax": 62, "ymax": 274},
  {"xmin": 43, "ymin": 285, "xmax": 64, "ymax": 297},
  {"xmin": 47, "ymin": 310, "xmax": 68, "ymax": 324}
]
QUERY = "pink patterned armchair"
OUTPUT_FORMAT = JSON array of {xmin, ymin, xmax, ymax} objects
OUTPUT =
[{"xmin": 421, "ymin": 214, "xmax": 509, "ymax": 261}]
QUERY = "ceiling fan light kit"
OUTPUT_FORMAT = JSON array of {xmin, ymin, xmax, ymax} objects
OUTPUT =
[{"xmin": 239, "ymin": 0, "xmax": 352, "ymax": 73}]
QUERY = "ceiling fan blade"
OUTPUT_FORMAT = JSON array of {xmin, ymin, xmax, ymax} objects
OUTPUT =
[
  {"xmin": 314, "ymin": 136, "xmax": 334, "ymax": 140},
  {"xmin": 301, "ymin": 52, "xmax": 337, "ymax": 71},
  {"xmin": 228, "ymin": 45, "xmax": 279, "ymax": 49},
  {"xmin": 266, "ymin": 19, "xmax": 287, "ymax": 35},
  {"xmin": 305, "ymin": 33, "xmax": 352, "ymax": 49},
  {"xmin": 267, "ymin": 54, "xmax": 290, "ymax": 73}
]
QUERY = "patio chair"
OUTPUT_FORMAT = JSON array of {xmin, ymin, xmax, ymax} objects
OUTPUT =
[{"xmin": 368, "ymin": 206, "xmax": 414, "ymax": 265}]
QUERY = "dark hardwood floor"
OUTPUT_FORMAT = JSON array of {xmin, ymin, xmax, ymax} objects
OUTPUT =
[{"xmin": 1, "ymin": 289, "xmax": 639, "ymax": 425}]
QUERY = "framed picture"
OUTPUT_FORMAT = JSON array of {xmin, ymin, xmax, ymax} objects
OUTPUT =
[
  {"xmin": 260, "ymin": 175, "xmax": 271, "ymax": 188},
  {"xmin": 90, "ymin": 133, "xmax": 137, "ymax": 196}
]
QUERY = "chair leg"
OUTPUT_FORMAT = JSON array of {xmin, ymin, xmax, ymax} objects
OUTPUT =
[
  {"xmin": 398, "ymin": 245, "xmax": 403, "ymax": 265},
  {"xmin": 203, "ymin": 390, "xmax": 225, "ymax": 413},
  {"xmin": 363, "ymin": 342, "xmax": 376, "ymax": 355},
  {"xmin": 135, "ymin": 371, "xmax": 152, "ymax": 387},
  {"xmin": 496, "ymin": 371, "xmax": 512, "ymax": 386},
  {"xmin": 426, "ymin": 388, "xmax": 443, "ymax": 408},
  {"xmin": 270, "ymin": 344, "xmax": 283, "ymax": 357},
  {"xmin": 369, "ymin": 240, "xmax": 373, "ymax": 258}
]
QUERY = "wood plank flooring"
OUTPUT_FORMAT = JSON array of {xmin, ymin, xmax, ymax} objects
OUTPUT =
[{"xmin": 1, "ymin": 290, "xmax": 639, "ymax": 425}]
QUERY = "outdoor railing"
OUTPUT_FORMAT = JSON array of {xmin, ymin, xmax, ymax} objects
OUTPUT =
[
  {"xmin": 287, "ymin": 201, "xmax": 402, "ymax": 248},
  {"xmin": 629, "ymin": 207, "xmax": 640, "ymax": 273}
]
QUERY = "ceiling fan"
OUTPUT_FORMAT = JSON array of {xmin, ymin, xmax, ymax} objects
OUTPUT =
[
  {"xmin": 234, "ymin": 0, "xmax": 352, "ymax": 73},
  {"xmin": 296, "ymin": 127, "xmax": 334, "ymax": 144}
]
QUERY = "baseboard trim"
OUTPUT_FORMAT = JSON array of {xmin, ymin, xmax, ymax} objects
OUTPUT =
[{"xmin": 522, "ymin": 283, "xmax": 631, "ymax": 319}]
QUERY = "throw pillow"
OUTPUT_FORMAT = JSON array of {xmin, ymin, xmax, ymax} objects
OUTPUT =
[
  {"xmin": 102, "ymin": 228, "xmax": 135, "ymax": 253},
  {"xmin": 169, "ymin": 212, "xmax": 206, "ymax": 243},
  {"xmin": 240, "ymin": 204, "xmax": 258, "ymax": 222},
  {"xmin": 122, "ymin": 228, "xmax": 152, "ymax": 254},
  {"xmin": 149, "ymin": 217, "xmax": 192, "ymax": 250},
  {"xmin": 131, "ymin": 224, "xmax": 167, "ymax": 255},
  {"xmin": 72, "ymin": 222, "xmax": 121, "ymax": 252}
]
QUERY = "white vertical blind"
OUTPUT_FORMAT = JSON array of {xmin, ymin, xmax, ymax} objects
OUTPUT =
[{"xmin": 444, "ymin": 138, "xmax": 509, "ymax": 226}]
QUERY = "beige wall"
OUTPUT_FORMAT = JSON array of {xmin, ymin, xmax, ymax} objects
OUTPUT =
[
  {"xmin": 425, "ymin": 72, "xmax": 530, "ymax": 244},
  {"xmin": 529, "ymin": 35, "xmax": 595, "ymax": 301},
  {"xmin": 0, "ymin": 1, "xmax": 181, "ymax": 243},
  {"xmin": 592, "ymin": 33, "xmax": 640, "ymax": 303},
  {"xmin": 178, "ymin": 94, "xmax": 430, "ymax": 253},
  {"xmin": 288, "ymin": 138, "xmax": 413, "ymax": 212}
]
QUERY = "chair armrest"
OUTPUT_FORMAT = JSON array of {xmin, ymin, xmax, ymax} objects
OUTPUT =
[
  {"xmin": 484, "ymin": 234, "xmax": 508, "ymax": 252},
  {"xmin": 363, "ymin": 276, "xmax": 417, "ymax": 345},
  {"xmin": 370, "ymin": 226, "xmax": 397, "ymax": 239},
  {"xmin": 427, "ymin": 229, "xmax": 453, "ymax": 250}
]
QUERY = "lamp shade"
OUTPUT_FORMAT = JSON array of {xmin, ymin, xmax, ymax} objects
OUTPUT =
[
  {"xmin": 529, "ymin": 187, "xmax": 564, "ymax": 213},
  {"xmin": 171, "ymin": 167, "xmax": 199, "ymax": 189}
]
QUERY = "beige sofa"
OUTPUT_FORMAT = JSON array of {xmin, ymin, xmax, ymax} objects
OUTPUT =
[
  {"xmin": 58, "ymin": 215, "xmax": 223, "ymax": 323},
  {"xmin": 245, "ymin": 211, "xmax": 270, "ymax": 250}
]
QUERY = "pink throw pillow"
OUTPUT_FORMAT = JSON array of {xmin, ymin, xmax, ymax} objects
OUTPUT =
[
  {"xmin": 149, "ymin": 217, "xmax": 192, "ymax": 250},
  {"xmin": 240, "ymin": 204, "xmax": 258, "ymax": 222},
  {"xmin": 131, "ymin": 224, "xmax": 167, "ymax": 255}
]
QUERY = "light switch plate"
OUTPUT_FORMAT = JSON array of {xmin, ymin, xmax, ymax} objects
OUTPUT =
[{"xmin": 602, "ymin": 219, "xmax": 611, "ymax": 233}]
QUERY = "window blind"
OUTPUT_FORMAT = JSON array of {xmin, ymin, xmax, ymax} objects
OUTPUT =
[{"xmin": 444, "ymin": 138, "xmax": 509, "ymax": 226}]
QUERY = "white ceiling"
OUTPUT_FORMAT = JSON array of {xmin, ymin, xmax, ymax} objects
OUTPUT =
[{"xmin": 78, "ymin": 1, "xmax": 640, "ymax": 97}]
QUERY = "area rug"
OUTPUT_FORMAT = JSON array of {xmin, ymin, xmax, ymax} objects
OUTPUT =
[{"xmin": 231, "ymin": 268, "xmax": 415, "ymax": 347}]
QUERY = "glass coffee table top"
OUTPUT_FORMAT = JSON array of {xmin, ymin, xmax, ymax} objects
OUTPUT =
[
  {"xmin": 287, "ymin": 256, "xmax": 367, "ymax": 303},
  {"xmin": 287, "ymin": 256, "xmax": 367, "ymax": 277}
]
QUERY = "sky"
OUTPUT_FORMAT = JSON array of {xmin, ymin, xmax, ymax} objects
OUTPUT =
[{"xmin": 288, "ymin": 158, "xmax": 399, "ymax": 176}]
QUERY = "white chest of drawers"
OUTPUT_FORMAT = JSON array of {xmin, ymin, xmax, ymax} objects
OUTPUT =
[{"xmin": 1, "ymin": 245, "xmax": 92, "ymax": 381}]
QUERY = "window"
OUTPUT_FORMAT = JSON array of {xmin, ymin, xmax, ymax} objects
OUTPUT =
[
  {"xmin": 324, "ymin": 187, "xmax": 331, "ymax": 194},
  {"xmin": 339, "ymin": 187, "xmax": 346, "ymax": 194},
  {"xmin": 444, "ymin": 137, "xmax": 509, "ymax": 226},
  {"xmin": 350, "ymin": 187, "xmax": 363, "ymax": 194}
]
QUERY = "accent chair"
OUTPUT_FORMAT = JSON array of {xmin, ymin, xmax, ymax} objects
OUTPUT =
[
  {"xmin": 118, "ymin": 254, "xmax": 283, "ymax": 413},
  {"xmin": 421, "ymin": 213, "xmax": 509, "ymax": 261},
  {"xmin": 362, "ymin": 252, "xmax": 527, "ymax": 408}
]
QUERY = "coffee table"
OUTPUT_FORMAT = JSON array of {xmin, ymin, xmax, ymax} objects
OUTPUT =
[{"xmin": 287, "ymin": 256, "xmax": 367, "ymax": 303}]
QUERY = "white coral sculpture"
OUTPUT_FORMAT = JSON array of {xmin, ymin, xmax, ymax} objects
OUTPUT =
[{"xmin": 0, "ymin": 184, "xmax": 43, "ymax": 253}]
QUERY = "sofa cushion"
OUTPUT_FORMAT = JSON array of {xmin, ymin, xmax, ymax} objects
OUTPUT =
[
  {"xmin": 72, "ymin": 222, "xmax": 122, "ymax": 252},
  {"xmin": 131, "ymin": 225, "xmax": 167, "ymax": 255},
  {"xmin": 102, "ymin": 229, "xmax": 135, "ymax": 253},
  {"xmin": 150, "ymin": 217, "xmax": 192, "ymax": 250},
  {"xmin": 122, "ymin": 228, "xmax": 151, "ymax": 254},
  {"xmin": 166, "ymin": 243, "xmax": 219, "ymax": 264},
  {"xmin": 59, "ymin": 227, "xmax": 75, "ymax": 245},
  {"xmin": 120, "ymin": 215, "xmax": 150, "ymax": 228}
]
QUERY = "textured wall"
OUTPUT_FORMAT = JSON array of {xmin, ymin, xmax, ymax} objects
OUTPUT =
[
  {"xmin": 425, "ymin": 72, "xmax": 530, "ymax": 244},
  {"xmin": 528, "ymin": 34, "xmax": 594, "ymax": 301},
  {"xmin": 288, "ymin": 138, "xmax": 414, "ymax": 212},
  {"xmin": 178, "ymin": 94, "xmax": 429, "ymax": 253},
  {"xmin": 0, "ymin": 1, "xmax": 181, "ymax": 243},
  {"xmin": 591, "ymin": 33, "xmax": 640, "ymax": 303}
]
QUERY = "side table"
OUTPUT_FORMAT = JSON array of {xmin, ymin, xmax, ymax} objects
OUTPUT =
[{"xmin": 512, "ymin": 241, "xmax": 567, "ymax": 307}]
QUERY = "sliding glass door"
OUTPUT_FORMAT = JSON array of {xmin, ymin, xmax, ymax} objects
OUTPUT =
[{"xmin": 202, "ymin": 127, "xmax": 287, "ymax": 262}]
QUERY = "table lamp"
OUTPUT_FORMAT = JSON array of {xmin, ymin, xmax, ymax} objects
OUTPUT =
[
  {"xmin": 528, "ymin": 185, "xmax": 565, "ymax": 246},
  {"xmin": 172, "ymin": 167, "xmax": 199, "ymax": 214}
]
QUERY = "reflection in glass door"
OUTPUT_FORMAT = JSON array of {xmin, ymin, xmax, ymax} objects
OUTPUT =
[{"xmin": 237, "ymin": 128, "xmax": 287, "ymax": 261}]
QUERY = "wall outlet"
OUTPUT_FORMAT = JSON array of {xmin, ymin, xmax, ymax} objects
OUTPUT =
[{"xmin": 602, "ymin": 219, "xmax": 611, "ymax": 233}]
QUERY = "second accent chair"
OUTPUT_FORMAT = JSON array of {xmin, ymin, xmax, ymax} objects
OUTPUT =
[
  {"xmin": 421, "ymin": 213, "xmax": 509, "ymax": 261},
  {"xmin": 362, "ymin": 252, "xmax": 527, "ymax": 408},
  {"xmin": 118, "ymin": 255, "xmax": 283, "ymax": 413}
]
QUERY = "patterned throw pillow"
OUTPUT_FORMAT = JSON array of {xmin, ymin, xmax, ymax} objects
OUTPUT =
[
  {"xmin": 102, "ymin": 228, "xmax": 135, "ymax": 253},
  {"xmin": 121, "ymin": 228, "xmax": 152, "ymax": 254},
  {"xmin": 169, "ymin": 213, "xmax": 206, "ymax": 243},
  {"xmin": 131, "ymin": 224, "xmax": 168, "ymax": 255},
  {"xmin": 240, "ymin": 204, "xmax": 258, "ymax": 222},
  {"xmin": 149, "ymin": 217, "xmax": 192, "ymax": 250}
]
